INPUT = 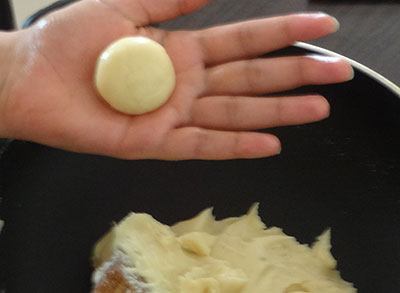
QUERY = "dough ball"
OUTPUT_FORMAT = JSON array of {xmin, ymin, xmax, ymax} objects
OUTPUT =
[{"xmin": 95, "ymin": 37, "xmax": 176, "ymax": 115}]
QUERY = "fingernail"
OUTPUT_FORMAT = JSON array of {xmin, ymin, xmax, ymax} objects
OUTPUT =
[
  {"xmin": 300, "ymin": 12, "xmax": 340, "ymax": 32},
  {"xmin": 275, "ymin": 137, "xmax": 282, "ymax": 155},
  {"xmin": 348, "ymin": 65, "xmax": 355, "ymax": 80},
  {"xmin": 307, "ymin": 54, "xmax": 354, "ymax": 81},
  {"xmin": 331, "ymin": 16, "xmax": 340, "ymax": 32},
  {"xmin": 270, "ymin": 136, "xmax": 281, "ymax": 155},
  {"xmin": 306, "ymin": 54, "xmax": 342, "ymax": 63},
  {"xmin": 301, "ymin": 12, "xmax": 329, "ymax": 18}
]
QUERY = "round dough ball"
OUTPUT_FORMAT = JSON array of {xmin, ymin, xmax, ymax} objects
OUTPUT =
[{"xmin": 95, "ymin": 37, "xmax": 176, "ymax": 115}]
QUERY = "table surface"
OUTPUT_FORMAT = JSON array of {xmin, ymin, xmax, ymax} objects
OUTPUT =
[{"xmin": 161, "ymin": 0, "xmax": 400, "ymax": 86}]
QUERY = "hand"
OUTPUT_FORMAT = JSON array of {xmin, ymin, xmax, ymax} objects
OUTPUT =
[{"xmin": 0, "ymin": 0, "xmax": 353, "ymax": 160}]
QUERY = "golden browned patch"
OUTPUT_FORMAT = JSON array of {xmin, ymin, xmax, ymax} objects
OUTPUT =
[{"xmin": 92, "ymin": 263, "xmax": 135, "ymax": 293}]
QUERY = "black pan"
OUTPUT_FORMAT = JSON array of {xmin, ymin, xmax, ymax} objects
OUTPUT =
[{"xmin": 1, "ymin": 2, "xmax": 399, "ymax": 292}]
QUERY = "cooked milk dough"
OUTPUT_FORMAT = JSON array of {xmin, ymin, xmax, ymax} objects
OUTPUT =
[
  {"xmin": 95, "ymin": 37, "xmax": 176, "ymax": 115},
  {"xmin": 93, "ymin": 205, "xmax": 356, "ymax": 293}
]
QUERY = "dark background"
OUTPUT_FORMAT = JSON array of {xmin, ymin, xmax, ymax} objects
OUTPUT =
[{"xmin": 0, "ymin": 0, "xmax": 14, "ymax": 30}]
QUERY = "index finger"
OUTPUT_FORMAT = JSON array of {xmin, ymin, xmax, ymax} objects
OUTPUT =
[{"xmin": 196, "ymin": 13, "xmax": 339, "ymax": 66}]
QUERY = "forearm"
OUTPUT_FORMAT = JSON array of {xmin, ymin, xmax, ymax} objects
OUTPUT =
[{"xmin": 0, "ymin": 31, "xmax": 19, "ymax": 137}]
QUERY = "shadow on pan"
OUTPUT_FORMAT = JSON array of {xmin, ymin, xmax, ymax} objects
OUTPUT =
[{"xmin": 1, "ymin": 1, "xmax": 399, "ymax": 292}]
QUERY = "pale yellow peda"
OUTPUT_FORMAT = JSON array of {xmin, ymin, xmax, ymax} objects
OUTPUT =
[{"xmin": 95, "ymin": 37, "xmax": 176, "ymax": 115}]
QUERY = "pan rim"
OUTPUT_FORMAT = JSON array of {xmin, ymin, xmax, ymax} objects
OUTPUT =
[{"xmin": 295, "ymin": 42, "xmax": 400, "ymax": 98}]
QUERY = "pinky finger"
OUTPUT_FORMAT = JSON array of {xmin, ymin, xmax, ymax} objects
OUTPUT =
[{"xmin": 158, "ymin": 127, "xmax": 281, "ymax": 160}]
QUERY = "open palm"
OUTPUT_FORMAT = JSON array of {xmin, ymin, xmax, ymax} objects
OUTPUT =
[{"xmin": 2, "ymin": 0, "xmax": 352, "ymax": 160}]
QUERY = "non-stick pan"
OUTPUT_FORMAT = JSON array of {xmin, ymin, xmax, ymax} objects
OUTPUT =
[{"xmin": 0, "ymin": 2, "xmax": 399, "ymax": 292}]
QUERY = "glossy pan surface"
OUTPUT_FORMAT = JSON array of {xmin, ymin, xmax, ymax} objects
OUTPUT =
[{"xmin": 0, "ymin": 50, "xmax": 399, "ymax": 292}]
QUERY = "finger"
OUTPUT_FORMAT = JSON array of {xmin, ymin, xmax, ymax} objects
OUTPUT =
[
  {"xmin": 100, "ymin": 0, "xmax": 212, "ymax": 25},
  {"xmin": 191, "ymin": 95, "xmax": 330, "ymax": 131},
  {"xmin": 197, "ymin": 13, "xmax": 339, "ymax": 65},
  {"xmin": 158, "ymin": 127, "xmax": 281, "ymax": 160},
  {"xmin": 205, "ymin": 55, "xmax": 354, "ymax": 96}
]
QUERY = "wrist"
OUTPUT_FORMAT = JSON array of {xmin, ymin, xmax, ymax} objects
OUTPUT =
[{"xmin": 0, "ymin": 31, "xmax": 19, "ymax": 138}]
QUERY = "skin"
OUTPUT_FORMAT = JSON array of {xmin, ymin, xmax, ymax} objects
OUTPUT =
[{"xmin": 0, "ymin": 0, "xmax": 353, "ymax": 160}]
